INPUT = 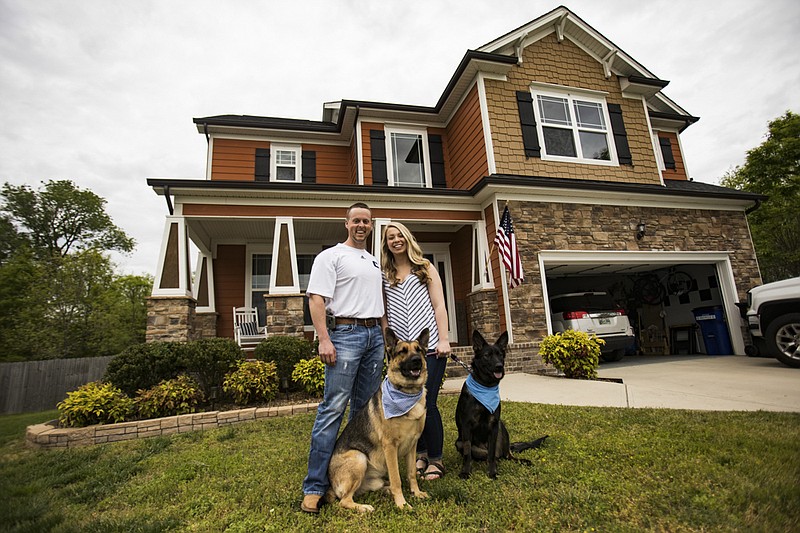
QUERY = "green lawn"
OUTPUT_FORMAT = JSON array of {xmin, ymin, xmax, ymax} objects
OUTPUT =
[{"xmin": 1, "ymin": 398, "xmax": 799, "ymax": 532}]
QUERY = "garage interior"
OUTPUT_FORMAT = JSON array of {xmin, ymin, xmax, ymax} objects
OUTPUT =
[{"xmin": 544, "ymin": 262, "xmax": 735, "ymax": 356}]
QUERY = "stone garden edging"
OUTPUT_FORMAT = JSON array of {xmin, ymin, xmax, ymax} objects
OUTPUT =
[{"xmin": 26, "ymin": 402, "xmax": 320, "ymax": 449}]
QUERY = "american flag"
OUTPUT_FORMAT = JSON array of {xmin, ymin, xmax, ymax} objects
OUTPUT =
[{"xmin": 494, "ymin": 206, "xmax": 523, "ymax": 288}]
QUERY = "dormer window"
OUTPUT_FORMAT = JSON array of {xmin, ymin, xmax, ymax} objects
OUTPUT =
[
  {"xmin": 531, "ymin": 86, "xmax": 617, "ymax": 165},
  {"xmin": 270, "ymin": 144, "xmax": 302, "ymax": 182},
  {"xmin": 385, "ymin": 126, "xmax": 431, "ymax": 188}
]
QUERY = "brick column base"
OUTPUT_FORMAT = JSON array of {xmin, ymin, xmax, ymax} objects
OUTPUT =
[
  {"xmin": 194, "ymin": 312, "xmax": 218, "ymax": 340},
  {"xmin": 265, "ymin": 294, "xmax": 305, "ymax": 337},
  {"xmin": 146, "ymin": 296, "xmax": 196, "ymax": 343},
  {"xmin": 467, "ymin": 288, "xmax": 501, "ymax": 341}
]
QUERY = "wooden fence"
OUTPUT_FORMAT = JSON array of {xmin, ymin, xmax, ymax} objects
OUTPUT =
[{"xmin": 0, "ymin": 356, "xmax": 114, "ymax": 415}]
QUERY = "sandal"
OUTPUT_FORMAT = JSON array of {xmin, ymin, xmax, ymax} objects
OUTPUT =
[
  {"xmin": 422, "ymin": 461, "xmax": 445, "ymax": 481},
  {"xmin": 416, "ymin": 456, "xmax": 429, "ymax": 476}
]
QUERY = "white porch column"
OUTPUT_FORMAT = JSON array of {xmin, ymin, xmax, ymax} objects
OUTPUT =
[
  {"xmin": 269, "ymin": 217, "xmax": 299, "ymax": 295},
  {"xmin": 193, "ymin": 252, "xmax": 215, "ymax": 313},
  {"xmin": 152, "ymin": 216, "xmax": 192, "ymax": 297}
]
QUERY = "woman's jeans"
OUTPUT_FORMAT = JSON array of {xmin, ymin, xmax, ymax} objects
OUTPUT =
[
  {"xmin": 302, "ymin": 324, "xmax": 384, "ymax": 496},
  {"xmin": 417, "ymin": 352, "xmax": 446, "ymax": 460}
]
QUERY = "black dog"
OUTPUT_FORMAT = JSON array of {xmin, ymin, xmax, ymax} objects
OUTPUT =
[{"xmin": 455, "ymin": 330, "xmax": 548, "ymax": 479}]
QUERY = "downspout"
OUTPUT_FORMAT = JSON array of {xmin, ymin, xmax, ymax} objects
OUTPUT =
[
  {"xmin": 745, "ymin": 199, "xmax": 761, "ymax": 215},
  {"xmin": 203, "ymin": 123, "xmax": 209, "ymax": 144},
  {"xmin": 164, "ymin": 185, "xmax": 174, "ymax": 216}
]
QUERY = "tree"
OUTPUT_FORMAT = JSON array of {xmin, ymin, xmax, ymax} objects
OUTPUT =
[
  {"xmin": 1, "ymin": 180, "xmax": 134, "ymax": 259},
  {"xmin": 722, "ymin": 111, "xmax": 800, "ymax": 282},
  {"xmin": 0, "ymin": 180, "xmax": 148, "ymax": 360}
]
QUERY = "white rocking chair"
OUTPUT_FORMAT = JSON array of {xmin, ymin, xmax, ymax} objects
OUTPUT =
[{"xmin": 233, "ymin": 307, "xmax": 267, "ymax": 349}]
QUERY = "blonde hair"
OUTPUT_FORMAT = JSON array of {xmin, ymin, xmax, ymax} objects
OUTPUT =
[{"xmin": 381, "ymin": 222, "xmax": 430, "ymax": 287}]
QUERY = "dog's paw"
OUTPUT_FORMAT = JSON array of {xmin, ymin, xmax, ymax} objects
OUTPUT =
[
  {"xmin": 412, "ymin": 490, "xmax": 429, "ymax": 499},
  {"xmin": 356, "ymin": 503, "xmax": 375, "ymax": 513},
  {"xmin": 459, "ymin": 471, "xmax": 471, "ymax": 480}
]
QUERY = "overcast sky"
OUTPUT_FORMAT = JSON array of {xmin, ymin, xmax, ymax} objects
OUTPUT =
[{"xmin": 1, "ymin": 0, "xmax": 797, "ymax": 276}]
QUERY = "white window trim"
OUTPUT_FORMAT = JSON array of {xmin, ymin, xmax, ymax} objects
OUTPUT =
[
  {"xmin": 530, "ymin": 86, "xmax": 618, "ymax": 167},
  {"xmin": 270, "ymin": 143, "xmax": 302, "ymax": 183},
  {"xmin": 384, "ymin": 125, "xmax": 432, "ymax": 188}
]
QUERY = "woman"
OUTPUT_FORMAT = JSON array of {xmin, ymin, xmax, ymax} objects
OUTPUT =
[{"xmin": 380, "ymin": 222, "xmax": 451, "ymax": 481}]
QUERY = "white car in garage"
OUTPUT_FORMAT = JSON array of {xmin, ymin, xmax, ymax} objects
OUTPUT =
[{"xmin": 550, "ymin": 291, "xmax": 636, "ymax": 362}]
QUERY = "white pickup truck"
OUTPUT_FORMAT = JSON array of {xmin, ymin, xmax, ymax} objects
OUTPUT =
[{"xmin": 738, "ymin": 276, "xmax": 800, "ymax": 368}]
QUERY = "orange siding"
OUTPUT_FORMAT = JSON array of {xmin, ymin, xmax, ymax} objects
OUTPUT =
[
  {"xmin": 446, "ymin": 85, "xmax": 488, "ymax": 190},
  {"xmin": 302, "ymin": 143, "xmax": 352, "ymax": 184},
  {"xmin": 211, "ymin": 139, "xmax": 267, "ymax": 181},
  {"xmin": 214, "ymin": 245, "xmax": 246, "ymax": 338},
  {"xmin": 659, "ymin": 132, "xmax": 689, "ymax": 181},
  {"xmin": 361, "ymin": 122, "xmax": 383, "ymax": 185}
]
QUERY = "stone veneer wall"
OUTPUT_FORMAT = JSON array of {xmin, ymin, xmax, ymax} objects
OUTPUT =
[
  {"xmin": 265, "ymin": 294, "xmax": 305, "ymax": 337},
  {"xmin": 505, "ymin": 199, "xmax": 761, "ymax": 345},
  {"xmin": 27, "ymin": 403, "xmax": 319, "ymax": 449},
  {"xmin": 194, "ymin": 312, "xmax": 218, "ymax": 339},
  {"xmin": 145, "ymin": 296, "xmax": 196, "ymax": 343},
  {"xmin": 467, "ymin": 288, "xmax": 501, "ymax": 341}
]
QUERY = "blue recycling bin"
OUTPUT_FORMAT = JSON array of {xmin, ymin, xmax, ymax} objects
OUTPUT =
[{"xmin": 692, "ymin": 306, "xmax": 733, "ymax": 355}]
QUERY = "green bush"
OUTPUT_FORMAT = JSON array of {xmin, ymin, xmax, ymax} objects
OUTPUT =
[
  {"xmin": 253, "ymin": 335, "xmax": 314, "ymax": 388},
  {"xmin": 57, "ymin": 381, "xmax": 134, "ymax": 428},
  {"xmin": 223, "ymin": 360, "xmax": 279, "ymax": 406},
  {"xmin": 135, "ymin": 374, "xmax": 205, "ymax": 419},
  {"xmin": 539, "ymin": 330, "xmax": 604, "ymax": 379},
  {"xmin": 291, "ymin": 357, "xmax": 325, "ymax": 396},
  {"xmin": 104, "ymin": 341, "xmax": 185, "ymax": 396},
  {"xmin": 180, "ymin": 338, "xmax": 244, "ymax": 398}
]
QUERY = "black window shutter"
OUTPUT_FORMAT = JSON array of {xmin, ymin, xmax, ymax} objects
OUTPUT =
[
  {"xmin": 608, "ymin": 104, "xmax": 632, "ymax": 165},
  {"xmin": 370, "ymin": 130, "xmax": 388, "ymax": 185},
  {"xmin": 255, "ymin": 148, "xmax": 270, "ymax": 181},
  {"xmin": 428, "ymin": 134, "xmax": 446, "ymax": 188},
  {"xmin": 515, "ymin": 91, "xmax": 541, "ymax": 158},
  {"xmin": 658, "ymin": 136, "xmax": 676, "ymax": 170},
  {"xmin": 301, "ymin": 150, "xmax": 316, "ymax": 183}
]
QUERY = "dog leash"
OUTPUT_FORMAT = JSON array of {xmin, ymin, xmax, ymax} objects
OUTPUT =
[{"xmin": 449, "ymin": 354, "xmax": 472, "ymax": 374}]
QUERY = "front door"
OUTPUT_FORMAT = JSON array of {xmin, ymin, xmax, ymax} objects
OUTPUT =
[{"xmin": 423, "ymin": 245, "xmax": 457, "ymax": 343}]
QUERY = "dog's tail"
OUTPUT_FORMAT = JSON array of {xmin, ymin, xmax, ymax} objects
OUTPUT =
[{"xmin": 510, "ymin": 435, "xmax": 548, "ymax": 453}]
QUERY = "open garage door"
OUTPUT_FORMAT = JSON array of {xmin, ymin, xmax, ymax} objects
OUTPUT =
[{"xmin": 539, "ymin": 251, "xmax": 745, "ymax": 355}]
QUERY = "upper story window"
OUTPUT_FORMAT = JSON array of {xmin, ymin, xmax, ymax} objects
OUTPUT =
[
  {"xmin": 385, "ymin": 126, "xmax": 431, "ymax": 187},
  {"xmin": 270, "ymin": 144, "xmax": 302, "ymax": 182},
  {"xmin": 531, "ymin": 86, "xmax": 617, "ymax": 165}
]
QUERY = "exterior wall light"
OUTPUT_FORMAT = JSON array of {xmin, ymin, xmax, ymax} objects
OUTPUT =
[{"xmin": 636, "ymin": 222, "xmax": 646, "ymax": 240}]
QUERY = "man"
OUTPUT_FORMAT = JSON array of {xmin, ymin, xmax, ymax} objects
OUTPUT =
[{"xmin": 301, "ymin": 202, "xmax": 385, "ymax": 514}]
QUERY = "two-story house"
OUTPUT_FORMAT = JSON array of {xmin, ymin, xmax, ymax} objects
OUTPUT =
[{"xmin": 146, "ymin": 6, "xmax": 762, "ymax": 369}]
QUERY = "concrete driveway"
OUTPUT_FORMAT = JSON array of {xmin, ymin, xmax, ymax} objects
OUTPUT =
[{"xmin": 442, "ymin": 355, "xmax": 800, "ymax": 412}]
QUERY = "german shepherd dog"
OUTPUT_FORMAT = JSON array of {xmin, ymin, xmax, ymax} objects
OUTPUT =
[
  {"xmin": 325, "ymin": 328, "xmax": 430, "ymax": 512},
  {"xmin": 455, "ymin": 330, "xmax": 548, "ymax": 479}
]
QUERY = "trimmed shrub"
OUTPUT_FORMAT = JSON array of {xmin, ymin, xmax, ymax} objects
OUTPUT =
[
  {"xmin": 539, "ymin": 330, "xmax": 604, "ymax": 380},
  {"xmin": 135, "ymin": 374, "xmax": 205, "ymax": 419},
  {"xmin": 254, "ymin": 335, "xmax": 314, "ymax": 388},
  {"xmin": 180, "ymin": 338, "xmax": 244, "ymax": 398},
  {"xmin": 223, "ymin": 360, "xmax": 279, "ymax": 406},
  {"xmin": 104, "ymin": 341, "xmax": 184, "ymax": 396},
  {"xmin": 291, "ymin": 357, "xmax": 325, "ymax": 396},
  {"xmin": 58, "ymin": 381, "xmax": 134, "ymax": 428}
]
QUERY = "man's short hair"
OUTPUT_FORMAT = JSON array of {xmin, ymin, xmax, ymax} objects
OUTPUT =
[{"xmin": 346, "ymin": 202, "xmax": 371, "ymax": 218}]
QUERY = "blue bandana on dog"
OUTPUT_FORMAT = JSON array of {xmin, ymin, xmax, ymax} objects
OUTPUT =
[
  {"xmin": 381, "ymin": 377, "xmax": 423, "ymax": 419},
  {"xmin": 465, "ymin": 374, "xmax": 500, "ymax": 414}
]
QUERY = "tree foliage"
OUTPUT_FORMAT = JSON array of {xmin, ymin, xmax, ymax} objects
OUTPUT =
[
  {"xmin": 722, "ymin": 111, "xmax": 800, "ymax": 282},
  {"xmin": 0, "ymin": 180, "xmax": 149, "ymax": 360}
]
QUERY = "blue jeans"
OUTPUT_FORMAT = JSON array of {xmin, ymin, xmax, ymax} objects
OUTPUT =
[
  {"xmin": 302, "ymin": 324, "xmax": 384, "ymax": 496},
  {"xmin": 417, "ymin": 353, "xmax": 446, "ymax": 460}
]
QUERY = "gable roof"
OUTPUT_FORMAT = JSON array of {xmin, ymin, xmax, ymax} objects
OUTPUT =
[{"xmin": 194, "ymin": 6, "xmax": 697, "ymax": 139}]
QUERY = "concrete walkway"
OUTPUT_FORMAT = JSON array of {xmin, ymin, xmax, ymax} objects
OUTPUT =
[{"xmin": 442, "ymin": 355, "xmax": 800, "ymax": 412}]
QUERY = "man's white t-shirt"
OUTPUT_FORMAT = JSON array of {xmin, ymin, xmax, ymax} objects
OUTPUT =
[{"xmin": 306, "ymin": 243, "xmax": 384, "ymax": 319}]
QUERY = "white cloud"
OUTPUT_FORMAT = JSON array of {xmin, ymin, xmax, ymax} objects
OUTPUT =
[{"xmin": 2, "ymin": 0, "xmax": 798, "ymax": 275}]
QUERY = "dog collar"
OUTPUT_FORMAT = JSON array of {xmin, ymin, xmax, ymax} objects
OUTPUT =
[
  {"xmin": 465, "ymin": 374, "xmax": 500, "ymax": 414},
  {"xmin": 381, "ymin": 378, "xmax": 423, "ymax": 419}
]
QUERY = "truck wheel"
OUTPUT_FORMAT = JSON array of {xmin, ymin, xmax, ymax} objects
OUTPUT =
[
  {"xmin": 765, "ymin": 313, "xmax": 800, "ymax": 368},
  {"xmin": 601, "ymin": 349, "xmax": 625, "ymax": 363}
]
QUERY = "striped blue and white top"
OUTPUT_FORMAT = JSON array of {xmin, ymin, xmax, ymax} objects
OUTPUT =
[{"xmin": 384, "ymin": 272, "xmax": 439, "ymax": 353}]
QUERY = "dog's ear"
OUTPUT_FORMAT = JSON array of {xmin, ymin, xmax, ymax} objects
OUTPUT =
[
  {"xmin": 385, "ymin": 327, "xmax": 399, "ymax": 356},
  {"xmin": 416, "ymin": 328, "xmax": 429, "ymax": 353},
  {"xmin": 472, "ymin": 329, "xmax": 487, "ymax": 354},
  {"xmin": 496, "ymin": 331, "xmax": 509, "ymax": 352}
]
